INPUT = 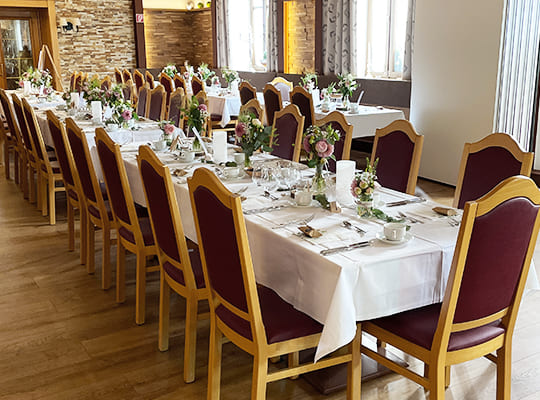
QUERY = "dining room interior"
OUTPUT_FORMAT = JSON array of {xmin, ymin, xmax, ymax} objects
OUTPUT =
[{"xmin": 1, "ymin": 0, "xmax": 540, "ymax": 399}]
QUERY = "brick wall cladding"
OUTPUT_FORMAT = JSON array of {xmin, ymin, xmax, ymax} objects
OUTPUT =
[
  {"xmin": 286, "ymin": 0, "xmax": 315, "ymax": 74},
  {"xmin": 55, "ymin": 0, "xmax": 137, "ymax": 88},
  {"xmin": 144, "ymin": 9, "xmax": 214, "ymax": 69}
]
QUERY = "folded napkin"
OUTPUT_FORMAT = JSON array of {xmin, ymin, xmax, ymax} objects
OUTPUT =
[{"xmin": 119, "ymin": 141, "xmax": 150, "ymax": 152}]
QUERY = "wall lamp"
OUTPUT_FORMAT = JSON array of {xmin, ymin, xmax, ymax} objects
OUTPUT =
[{"xmin": 59, "ymin": 18, "xmax": 81, "ymax": 33}]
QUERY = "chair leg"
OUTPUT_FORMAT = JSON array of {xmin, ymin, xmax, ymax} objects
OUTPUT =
[
  {"xmin": 158, "ymin": 270, "xmax": 170, "ymax": 351},
  {"xmin": 13, "ymin": 151, "xmax": 19, "ymax": 184},
  {"xmin": 80, "ymin": 207, "xmax": 87, "ymax": 265},
  {"xmin": 28, "ymin": 165, "xmax": 36, "ymax": 203},
  {"xmin": 445, "ymin": 366, "xmax": 451, "ymax": 388},
  {"xmin": 4, "ymin": 142, "xmax": 10, "ymax": 180},
  {"xmin": 48, "ymin": 177, "xmax": 56, "ymax": 225},
  {"xmin": 184, "ymin": 294, "xmax": 199, "ymax": 383},
  {"xmin": 21, "ymin": 159, "xmax": 28, "ymax": 199},
  {"xmin": 496, "ymin": 345, "xmax": 512, "ymax": 400},
  {"xmin": 287, "ymin": 353, "xmax": 299, "ymax": 380},
  {"xmin": 36, "ymin": 171, "xmax": 43, "ymax": 211},
  {"xmin": 116, "ymin": 240, "xmax": 126, "ymax": 303},
  {"xmin": 251, "ymin": 354, "xmax": 268, "ymax": 400},
  {"xmin": 428, "ymin": 363, "xmax": 446, "ymax": 400},
  {"xmin": 135, "ymin": 252, "xmax": 146, "ymax": 325},
  {"xmin": 87, "ymin": 220, "xmax": 95, "ymax": 274},
  {"xmin": 347, "ymin": 327, "xmax": 362, "ymax": 400},
  {"xmin": 101, "ymin": 226, "xmax": 111, "ymax": 290},
  {"xmin": 67, "ymin": 203, "xmax": 75, "ymax": 251},
  {"xmin": 207, "ymin": 322, "xmax": 223, "ymax": 400}
]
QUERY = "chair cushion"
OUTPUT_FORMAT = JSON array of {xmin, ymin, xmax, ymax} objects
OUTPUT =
[
  {"xmin": 118, "ymin": 216, "xmax": 155, "ymax": 246},
  {"xmin": 68, "ymin": 188, "xmax": 78, "ymax": 201},
  {"xmin": 216, "ymin": 285, "xmax": 323, "ymax": 344},
  {"xmin": 211, "ymin": 113, "xmax": 222, "ymax": 121},
  {"xmin": 88, "ymin": 200, "xmax": 114, "ymax": 221},
  {"xmin": 163, "ymin": 247, "xmax": 205, "ymax": 289},
  {"xmin": 369, "ymin": 303, "xmax": 505, "ymax": 351}
]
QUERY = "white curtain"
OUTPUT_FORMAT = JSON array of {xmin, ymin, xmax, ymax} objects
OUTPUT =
[
  {"xmin": 402, "ymin": 0, "xmax": 415, "ymax": 80},
  {"xmin": 215, "ymin": 0, "xmax": 229, "ymax": 68},
  {"xmin": 494, "ymin": 0, "xmax": 540, "ymax": 151},
  {"xmin": 267, "ymin": 0, "xmax": 279, "ymax": 72},
  {"xmin": 321, "ymin": 0, "xmax": 357, "ymax": 75}
]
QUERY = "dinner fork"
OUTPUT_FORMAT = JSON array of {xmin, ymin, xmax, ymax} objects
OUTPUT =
[
  {"xmin": 272, "ymin": 213, "xmax": 315, "ymax": 229},
  {"xmin": 342, "ymin": 220, "xmax": 366, "ymax": 235}
]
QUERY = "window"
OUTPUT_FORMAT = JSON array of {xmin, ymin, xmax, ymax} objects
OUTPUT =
[
  {"xmin": 355, "ymin": 0, "xmax": 408, "ymax": 79},
  {"xmin": 227, "ymin": 0, "xmax": 268, "ymax": 71}
]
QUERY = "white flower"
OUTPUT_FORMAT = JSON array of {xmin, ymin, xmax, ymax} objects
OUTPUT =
[{"xmin": 252, "ymin": 118, "xmax": 262, "ymax": 127}]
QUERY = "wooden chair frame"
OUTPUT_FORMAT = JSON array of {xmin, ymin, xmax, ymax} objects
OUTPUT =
[
  {"xmin": 239, "ymin": 98, "xmax": 264, "ymax": 121},
  {"xmin": 271, "ymin": 77, "xmax": 293, "ymax": 101},
  {"xmin": 188, "ymin": 168, "xmax": 361, "ymax": 400},
  {"xmin": 166, "ymin": 88, "xmax": 186, "ymax": 128},
  {"xmin": 122, "ymin": 69, "xmax": 132, "ymax": 85},
  {"xmin": 361, "ymin": 176, "xmax": 540, "ymax": 400},
  {"xmin": 147, "ymin": 85, "xmax": 167, "ymax": 122},
  {"xmin": 453, "ymin": 133, "xmax": 534, "ymax": 208},
  {"xmin": 65, "ymin": 118, "xmax": 113, "ymax": 289},
  {"xmin": 191, "ymin": 75, "xmax": 205, "ymax": 96},
  {"xmin": 270, "ymin": 104, "xmax": 304, "ymax": 163},
  {"xmin": 315, "ymin": 110, "xmax": 353, "ymax": 162},
  {"xmin": 193, "ymin": 91, "xmax": 210, "ymax": 137},
  {"xmin": 138, "ymin": 145, "xmax": 209, "ymax": 382},
  {"xmin": 114, "ymin": 68, "xmax": 124, "ymax": 84},
  {"xmin": 174, "ymin": 73, "xmax": 187, "ymax": 93},
  {"xmin": 145, "ymin": 70, "xmax": 155, "ymax": 89},
  {"xmin": 159, "ymin": 72, "xmax": 175, "ymax": 108},
  {"xmin": 100, "ymin": 75, "xmax": 112, "ymax": 91},
  {"xmin": 239, "ymin": 81, "xmax": 257, "ymax": 105},
  {"xmin": 133, "ymin": 69, "xmax": 145, "ymax": 94},
  {"xmin": 95, "ymin": 129, "xmax": 159, "ymax": 324},
  {"xmin": 291, "ymin": 86, "xmax": 315, "ymax": 129},
  {"xmin": 0, "ymin": 89, "xmax": 23, "ymax": 187},
  {"xmin": 262, "ymin": 83, "xmax": 282, "ymax": 128},
  {"xmin": 371, "ymin": 119, "xmax": 425, "ymax": 195}
]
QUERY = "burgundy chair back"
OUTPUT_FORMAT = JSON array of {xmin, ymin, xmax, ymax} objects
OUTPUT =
[
  {"xmin": 320, "ymin": 120, "xmax": 347, "ymax": 173},
  {"xmin": 122, "ymin": 80, "xmax": 133, "ymax": 103},
  {"xmin": 145, "ymin": 71, "xmax": 155, "ymax": 89},
  {"xmin": 454, "ymin": 196, "xmax": 539, "ymax": 323},
  {"xmin": 100, "ymin": 78, "xmax": 111, "ymax": 91},
  {"xmin": 191, "ymin": 78, "xmax": 203, "ymax": 96},
  {"xmin": 291, "ymin": 88, "xmax": 313, "ymax": 129},
  {"xmin": 148, "ymin": 87, "xmax": 166, "ymax": 121},
  {"xmin": 46, "ymin": 114, "xmax": 76, "ymax": 189},
  {"xmin": 75, "ymin": 74, "xmax": 84, "ymax": 93},
  {"xmin": 134, "ymin": 70, "xmax": 145, "ymax": 94},
  {"xmin": 115, "ymin": 69, "xmax": 123, "ymax": 84},
  {"xmin": 191, "ymin": 185, "xmax": 248, "ymax": 313},
  {"xmin": 122, "ymin": 69, "xmax": 132, "ymax": 84},
  {"xmin": 271, "ymin": 112, "xmax": 301, "ymax": 161},
  {"xmin": 174, "ymin": 75, "xmax": 187, "ymax": 92},
  {"xmin": 11, "ymin": 95, "xmax": 33, "ymax": 155},
  {"xmin": 168, "ymin": 89, "xmax": 185, "ymax": 128},
  {"xmin": 263, "ymin": 84, "xmax": 282, "ymax": 127},
  {"xmin": 159, "ymin": 74, "xmax": 174, "ymax": 106},
  {"xmin": 0, "ymin": 90, "xmax": 20, "ymax": 146},
  {"xmin": 69, "ymin": 72, "xmax": 77, "ymax": 92},
  {"xmin": 66, "ymin": 121, "xmax": 98, "ymax": 204},
  {"xmin": 136, "ymin": 86, "xmax": 149, "ymax": 118},
  {"xmin": 21, "ymin": 99, "xmax": 45, "ymax": 162},
  {"xmin": 373, "ymin": 131, "xmax": 415, "ymax": 193},
  {"xmin": 457, "ymin": 147, "xmax": 523, "ymax": 209},
  {"xmin": 239, "ymin": 82, "xmax": 256, "ymax": 105}
]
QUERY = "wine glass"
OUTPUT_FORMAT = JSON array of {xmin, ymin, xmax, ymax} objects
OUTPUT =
[{"xmin": 252, "ymin": 164, "xmax": 264, "ymax": 186}]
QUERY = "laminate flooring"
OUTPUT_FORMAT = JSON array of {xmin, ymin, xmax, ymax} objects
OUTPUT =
[{"xmin": 1, "ymin": 166, "xmax": 539, "ymax": 400}]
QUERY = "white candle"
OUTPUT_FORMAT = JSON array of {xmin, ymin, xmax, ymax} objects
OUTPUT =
[
  {"xmin": 213, "ymin": 130, "xmax": 228, "ymax": 164},
  {"xmin": 70, "ymin": 92, "xmax": 79, "ymax": 109},
  {"xmin": 23, "ymin": 81, "xmax": 31, "ymax": 95},
  {"xmin": 336, "ymin": 160, "xmax": 356, "ymax": 206},
  {"xmin": 91, "ymin": 101, "xmax": 102, "ymax": 124}
]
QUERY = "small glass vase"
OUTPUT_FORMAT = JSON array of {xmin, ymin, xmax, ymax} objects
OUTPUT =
[
  {"xmin": 243, "ymin": 151, "xmax": 252, "ymax": 168},
  {"xmin": 356, "ymin": 197, "xmax": 373, "ymax": 217},
  {"xmin": 342, "ymin": 95, "xmax": 350, "ymax": 110},
  {"xmin": 312, "ymin": 162, "xmax": 327, "ymax": 195},
  {"xmin": 192, "ymin": 137, "xmax": 201, "ymax": 151}
]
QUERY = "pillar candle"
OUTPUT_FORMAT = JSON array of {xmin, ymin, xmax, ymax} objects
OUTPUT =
[
  {"xmin": 70, "ymin": 92, "xmax": 79, "ymax": 109},
  {"xmin": 213, "ymin": 130, "xmax": 228, "ymax": 164},
  {"xmin": 336, "ymin": 160, "xmax": 356, "ymax": 206},
  {"xmin": 91, "ymin": 101, "xmax": 102, "ymax": 124}
]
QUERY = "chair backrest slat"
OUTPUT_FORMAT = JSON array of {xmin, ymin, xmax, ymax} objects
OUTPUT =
[
  {"xmin": 263, "ymin": 83, "xmax": 282, "ymax": 127},
  {"xmin": 270, "ymin": 104, "xmax": 304, "ymax": 162},
  {"xmin": 291, "ymin": 86, "xmax": 315, "ymax": 130},
  {"xmin": 168, "ymin": 88, "xmax": 185, "ymax": 128},
  {"xmin": 315, "ymin": 111, "xmax": 353, "ymax": 173},
  {"xmin": 148, "ymin": 85, "xmax": 166, "ymax": 121}
]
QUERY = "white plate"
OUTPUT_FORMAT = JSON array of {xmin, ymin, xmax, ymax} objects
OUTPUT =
[{"xmin": 375, "ymin": 231, "xmax": 413, "ymax": 245}]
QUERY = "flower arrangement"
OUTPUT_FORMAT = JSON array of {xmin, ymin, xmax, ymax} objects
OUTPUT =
[
  {"xmin": 197, "ymin": 62, "xmax": 215, "ymax": 82},
  {"xmin": 81, "ymin": 77, "xmax": 104, "ymax": 103},
  {"xmin": 351, "ymin": 158, "xmax": 378, "ymax": 216},
  {"xmin": 162, "ymin": 64, "xmax": 178, "ymax": 78},
  {"xmin": 181, "ymin": 96, "xmax": 209, "ymax": 149},
  {"xmin": 184, "ymin": 61, "xmax": 195, "ymax": 80},
  {"xmin": 19, "ymin": 67, "xmax": 53, "ymax": 90},
  {"xmin": 110, "ymin": 100, "xmax": 137, "ymax": 128},
  {"xmin": 221, "ymin": 67, "xmax": 239, "ymax": 86},
  {"xmin": 302, "ymin": 124, "xmax": 340, "ymax": 193},
  {"xmin": 158, "ymin": 120, "xmax": 176, "ymax": 145},
  {"xmin": 337, "ymin": 73, "xmax": 358, "ymax": 99},
  {"xmin": 235, "ymin": 111, "xmax": 274, "ymax": 167},
  {"xmin": 300, "ymin": 72, "xmax": 318, "ymax": 92}
]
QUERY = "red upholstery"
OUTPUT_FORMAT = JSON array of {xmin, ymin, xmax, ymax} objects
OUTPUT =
[
  {"xmin": 240, "ymin": 85, "xmax": 256, "ymax": 105},
  {"xmin": 271, "ymin": 113, "xmax": 299, "ymax": 161},
  {"xmin": 11, "ymin": 96, "xmax": 33, "ymax": 154},
  {"xmin": 174, "ymin": 75, "xmax": 187, "ymax": 92},
  {"xmin": 122, "ymin": 85, "xmax": 132, "ymax": 102},
  {"xmin": 123, "ymin": 70, "xmax": 132, "ymax": 83},
  {"xmin": 457, "ymin": 147, "xmax": 523, "ymax": 208},
  {"xmin": 216, "ymin": 285, "xmax": 323, "ymax": 344},
  {"xmin": 145, "ymin": 71, "xmax": 155, "ymax": 89},
  {"xmin": 321, "ymin": 120, "xmax": 346, "ymax": 173},
  {"xmin": 88, "ymin": 201, "xmax": 113, "ymax": 220},
  {"xmin": 211, "ymin": 114, "xmax": 222, "ymax": 122},
  {"xmin": 0, "ymin": 92, "xmax": 19, "ymax": 145},
  {"xmin": 160, "ymin": 76, "xmax": 173, "ymax": 105},
  {"xmin": 370, "ymin": 303, "xmax": 505, "ymax": 351},
  {"xmin": 163, "ymin": 248, "xmax": 205, "ymax": 289},
  {"xmin": 263, "ymin": 88, "xmax": 281, "ymax": 127},
  {"xmin": 191, "ymin": 80, "xmax": 203, "ymax": 96},
  {"xmin": 118, "ymin": 216, "xmax": 155, "ymax": 246},
  {"xmin": 115, "ymin": 70, "xmax": 123, "ymax": 84},
  {"xmin": 291, "ymin": 91, "xmax": 313, "ymax": 129},
  {"xmin": 66, "ymin": 126, "xmax": 97, "ymax": 203},
  {"xmin": 169, "ymin": 94, "xmax": 184, "ymax": 128},
  {"xmin": 101, "ymin": 79, "xmax": 111, "ymax": 91},
  {"xmin": 454, "ymin": 197, "xmax": 539, "ymax": 322},
  {"xmin": 47, "ymin": 117, "xmax": 76, "ymax": 187},
  {"xmin": 148, "ymin": 90, "xmax": 165, "ymax": 121},
  {"xmin": 22, "ymin": 103, "xmax": 44, "ymax": 161},
  {"xmin": 374, "ymin": 130, "xmax": 415, "ymax": 193},
  {"xmin": 134, "ymin": 72, "xmax": 144, "ymax": 93},
  {"xmin": 193, "ymin": 185, "xmax": 248, "ymax": 313},
  {"xmin": 136, "ymin": 88, "xmax": 148, "ymax": 117}
]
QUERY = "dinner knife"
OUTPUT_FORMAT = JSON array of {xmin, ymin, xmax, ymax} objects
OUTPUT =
[
  {"xmin": 386, "ymin": 197, "xmax": 426, "ymax": 207},
  {"xmin": 243, "ymin": 205, "xmax": 290, "ymax": 215},
  {"xmin": 320, "ymin": 241, "xmax": 370, "ymax": 256}
]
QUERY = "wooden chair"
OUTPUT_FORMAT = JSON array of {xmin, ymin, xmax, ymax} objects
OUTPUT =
[
  {"xmin": 133, "ymin": 69, "xmax": 145, "ymax": 95},
  {"xmin": 191, "ymin": 75, "xmax": 204, "ymax": 96},
  {"xmin": 95, "ymin": 129, "xmax": 159, "ymax": 325},
  {"xmin": 263, "ymin": 83, "xmax": 282, "ymax": 128},
  {"xmin": 361, "ymin": 175, "xmax": 540, "ymax": 400},
  {"xmin": 193, "ymin": 91, "xmax": 211, "ymax": 137},
  {"xmin": 239, "ymin": 80, "xmax": 257, "ymax": 105},
  {"xmin": 159, "ymin": 72, "xmax": 175, "ymax": 109},
  {"xmin": 22, "ymin": 98, "xmax": 65, "ymax": 225},
  {"xmin": 167, "ymin": 88, "xmax": 186, "ymax": 128},
  {"xmin": 114, "ymin": 68, "xmax": 124, "ymax": 84},
  {"xmin": 69, "ymin": 71, "xmax": 78, "ymax": 92},
  {"xmin": 371, "ymin": 119, "xmax": 424, "ymax": 195},
  {"xmin": 147, "ymin": 85, "xmax": 167, "ymax": 122},
  {"xmin": 174, "ymin": 74, "xmax": 187, "ymax": 93},
  {"xmin": 291, "ymin": 86, "xmax": 315, "ymax": 130},
  {"xmin": 74, "ymin": 72, "xmax": 85, "ymax": 93},
  {"xmin": 46, "ymin": 111, "xmax": 86, "ymax": 260},
  {"xmin": 239, "ymin": 98, "xmax": 264, "ymax": 121},
  {"xmin": 65, "ymin": 118, "xmax": 114, "ymax": 289},
  {"xmin": 122, "ymin": 69, "xmax": 132, "ymax": 84},
  {"xmin": 135, "ymin": 84, "xmax": 149, "ymax": 119},
  {"xmin": 100, "ymin": 75, "xmax": 112, "ymax": 91},
  {"xmin": 315, "ymin": 111, "xmax": 353, "ymax": 173},
  {"xmin": 122, "ymin": 79, "xmax": 135, "ymax": 103},
  {"xmin": 453, "ymin": 133, "xmax": 534, "ymax": 209},
  {"xmin": 188, "ymin": 167, "xmax": 361, "ymax": 400},
  {"xmin": 271, "ymin": 76, "xmax": 293, "ymax": 102},
  {"xmin": 145, "ymin": 70, "xmax": 155, "ymax": 89},
  {"xmin": 138, "ymin": 145, "xmax": 209, "ymax": 382},
  {"xmin": 0, "ymin": 88, "xmax": 22, "ymax": 184},
  {"xmin": 270, "ymin": 104, "xmax": 304, "ymax": 162}
]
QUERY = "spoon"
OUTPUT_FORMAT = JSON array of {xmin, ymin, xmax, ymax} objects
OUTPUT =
[{"xmin": 342, "ymin": 220, "xmax": 366, "ymax": 235}]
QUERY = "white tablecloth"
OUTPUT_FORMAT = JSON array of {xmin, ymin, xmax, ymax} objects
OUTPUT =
[
  {"xmin": 315, "ymin": 105, "xmax": 405, "ymax": 138},
  {"xmin": 208, "ymin": 92, "xmax": 265, "ymax": 127}
]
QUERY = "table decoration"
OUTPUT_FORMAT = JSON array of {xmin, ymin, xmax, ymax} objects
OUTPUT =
[
  {"xmin": 181, "ymin": 96, "xmax": 209, "ymax": 151},
  {"xmin": 235, "ymin": 110, "xmax": 274, "ymax": 168},
  {"xmin": 221, "ymin": 66, "xmax": 239, "ymax": 92},
  {"xmin": 19, "ymin": 67, "xmax": 52, "ymax": 95},
  {"xmin": 213, "ymin": 130, "xmax": 228, "ymax": 163},
  {"xmin": 197, "ymin": 62, "xmax": 215, "ymax": 85},
  {"xmin": 337, "ymin": 73, "xmax": 358, "ymax": 110},
  {"xmin": 336, "ymin": 160, "xmax": 356, "ymax": 205},
  {"xmin": 351, "ymin": 158, "xmax": 377, "ymax": 216},
  {"xmin": 300, "ymin": 72, "xmax": 318, "ymax": 93},
  {"xmin": 161, "ymin": 63, "xmax": 178, "ymax": 78},
  {"xmin": 302, "ymin": 124, "xmax": 340, "ymax": 194},
  {"xmin": 158, "ymin": 120, "xmax": 175, "ymax": 146}
]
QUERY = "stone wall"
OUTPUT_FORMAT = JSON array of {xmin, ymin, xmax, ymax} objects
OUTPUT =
[
  {"xmin": 144, "ymin": 9, "xmax": 213, "ymax": 70},
  {"xmin": 55, "ymin": 0, "xmax": 137, "ymax": 88},
  {"xmin": 286, "ymin": 0, "xmax": 315, "ymax": 74}
]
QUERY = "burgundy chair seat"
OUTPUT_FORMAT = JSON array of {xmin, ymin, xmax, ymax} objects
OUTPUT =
[
  {"xmin": 118, "ymin": 216, "xmax": 155, "ymax": 246},
  {"xmin": 88, "ymin": 200, "xmax": 114, "ymax": 221},
  {"xmin": 369, "ymin": 303, "xmax": 505, "ymax": 351},
  {"xmin": 67, "ymin": 189, "xmax": 79, "ymax": 201},
  {"xmin": 216, "ymin": 285, "xmax": 323, "ymax": 344},
  {"xmin": 211, "ymin": 113, "xmax": 222, "ymax": 122},
  {"xmin": 162, "ymin": 248, "xmax": 205, "ymax": 289}
]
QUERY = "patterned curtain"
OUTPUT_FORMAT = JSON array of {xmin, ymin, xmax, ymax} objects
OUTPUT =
[
  {"xmin": 321, "ymin": 0, "xmax": 356, "ymax": 75},
  {"xmin": 402, "ymin": 0, "xmax": 415, "ymax": 80},
  {"xmin": 267, "ymin": 0, "xmax": 279, "ymax": 72},
  {"xmin": 215, "ymin": 0, "xmax": 229, "ymax": 68}
]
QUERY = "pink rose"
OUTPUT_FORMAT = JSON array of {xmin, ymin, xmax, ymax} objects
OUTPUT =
[
  {"xmin": 198, "ymin": 104, "xmax": 207, "ymax": 112},
  {"xmin": 235, "ymin": 122, "xmax": 246, "ymax": 138},
  {"xmin": 315, "ymin": 140, "xmax": 334, "ymax": 158},
  {"xmin": 163, "ymin": 123, "xmax": 175, "ymax": 135},
  {"xmin": 121, "ymin": 109, "xmax": 132, "ymax": 120},
  {"xmin": 303, "ymin": 135, "xmax": 312, "ymax": 153}
]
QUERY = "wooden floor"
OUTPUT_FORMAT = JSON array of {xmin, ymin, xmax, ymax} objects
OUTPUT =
[{"xmin": 1, "ymin": 165, "xmax": 540, "ymax": 400}]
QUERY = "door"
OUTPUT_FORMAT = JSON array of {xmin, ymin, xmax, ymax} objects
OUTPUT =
[{"xmin": 0, "ymin": 17, "xmax": 38, "ymax": 90}]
